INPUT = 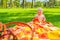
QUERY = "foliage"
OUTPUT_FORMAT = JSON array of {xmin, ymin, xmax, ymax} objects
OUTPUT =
[{"xmin": 0, "ymin": 0, "xmax": 60, "ymax": 8}]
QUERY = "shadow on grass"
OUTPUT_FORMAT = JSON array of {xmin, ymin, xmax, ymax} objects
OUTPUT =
[
  {"xmin": 45, "ymin": 14, "xmax": 60, "ymax": 27},
  {"xmin": 0, "ymin": 12, "xmax": 35, "ymax": 23},
  {"xmin": 0, "ymin": 12, "xmax": 60, "ymax": 27}
]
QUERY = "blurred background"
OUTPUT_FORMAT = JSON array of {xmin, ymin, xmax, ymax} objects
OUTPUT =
[
  {"xmin": 0, "ymin": 0, "xmax": 60, "ymax": 8},
  {"xmin": 0, "ymin": 0, "xmax": 60, "ymax": 28}
]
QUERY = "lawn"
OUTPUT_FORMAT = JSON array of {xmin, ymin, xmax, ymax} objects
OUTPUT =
[{"xmin": 0, "ymin": 8, "xmax": 60, "ymax": 28}]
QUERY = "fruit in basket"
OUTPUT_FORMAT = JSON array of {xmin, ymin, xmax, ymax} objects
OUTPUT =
[
  {"xmin": 47, "ymin": 30, "xmax": 60, "ymax": 39},
  {"xmin": 32, "ymin": 37, "xmax": 40, "ymax": 40},
  {"xmin": 38, "ymin": 33, "xmax": 48, "ymax": 39},
  {"xmin": 20, "ymin": 37, "xmax": 29, "ymax": 40},
  {"xmin": 24, "ymin": 27, "xmax": 31, "ymax": 31}
]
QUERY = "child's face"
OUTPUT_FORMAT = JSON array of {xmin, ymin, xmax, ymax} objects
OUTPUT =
[{"xmin": 38, "ymin": 10, "xmax": 42, "ymax": 15}]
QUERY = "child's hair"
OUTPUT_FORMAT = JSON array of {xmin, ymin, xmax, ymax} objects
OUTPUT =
[{"xmin": 38, "ymin": 8, "xmax": 43, "ymax": 15}]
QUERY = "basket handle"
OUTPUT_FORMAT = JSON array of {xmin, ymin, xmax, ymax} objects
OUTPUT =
[
  {"xmin": 4, "ymin": 22, "xmax": 32, "ymax": 30},
  {"xmin": 3, "ymin": 22, "xmax": 33, "ymax": 40}
]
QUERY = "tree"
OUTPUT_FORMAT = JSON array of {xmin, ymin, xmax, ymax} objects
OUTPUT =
[
  {"xmin": 56, "ymin": 0, "xmax": 60, "ymax": 7},
  {"xmin": 31, "ymin": 0, "xmax": 35, "ymax": 8},
  {"xmin": 22, "ymin": 0, "xmax": 26, "ymax": 8},
  {"xmin": 10, "ymin": 0, "xmax": 13, "ymax": 8},
  {"xmin": 49, "ymin": 0, "xmax": 56, "ymax": 7},
  {"xmin": 1, "ymin": 0, "xmax": 6, "ymax": 8},
  {"xmin": 14, "ymin": 0, "xmax": 20, "ymax": 8},
  {"xmin": 3, "ymin": 0, "xmax": 7, "ymax": 8},
  {"xmin": 35, "ymin": 1, "xmax": 41, "ymax": 7},
  {"xmin": 0, "ymin": 0, "xmax": 3, "ymax": 8},
  {"xmin": 17, "ymin": 0, "xmax": 20, "ymax": 7},
  {"xmin": 25, "ymin": 2, "xmax": 32, "ymax": 8},
  {"xmin": 11, "ymin": 0, "xmax": 15, "ymax": 8},
  {"xmin": 44, "ymin": 0, "xmax": 49, "ymax": 7}
]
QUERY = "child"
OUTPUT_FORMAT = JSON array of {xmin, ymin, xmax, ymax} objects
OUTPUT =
[
  {"xmin": 33, "ymin": 8, "xmax": 46, "ymax": 23},
  {"xmin": 27, "ymin": 8, "xmax": 46, "ymax": 28}
]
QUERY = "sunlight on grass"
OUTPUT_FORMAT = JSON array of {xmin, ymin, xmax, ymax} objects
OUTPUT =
[{"xmin": 0, "ymin": 8, "xmax": 60, "ymax": 27}]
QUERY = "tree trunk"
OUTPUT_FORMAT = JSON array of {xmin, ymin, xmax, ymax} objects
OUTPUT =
[
  {"xmin": 22, "ymin": 0, "xmax": 25, "ymax": 8},
  {"xmin": 1, "ymin": 0, "xmax": 3, "ymax": 8},
  {"xmin": 10, "ymin": 0, "xmax": 13, "ymax": 8},
  {"xmin": 34, "ymin": 0, "xmax": 35, "ymax": 7},
  {"xmin": 31, "ymin": 0, "xmax": 34, "ymax": 8},
  {"xmin": 31, "ymin": 0, "xmax": 36, "ymax": 8},
  {"xmin": 3, "ymin": 0, "xmax": 7, "ymax": 8}
]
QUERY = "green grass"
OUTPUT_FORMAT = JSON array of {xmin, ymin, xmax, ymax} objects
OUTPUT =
[{"xmin": 0, "ymin": 8, "xmax": 60, "ymax": 28}]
